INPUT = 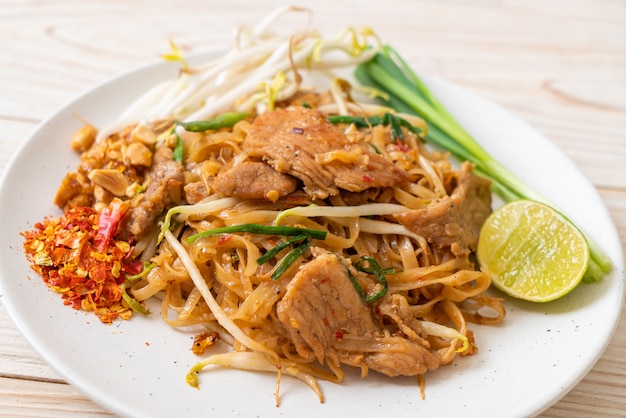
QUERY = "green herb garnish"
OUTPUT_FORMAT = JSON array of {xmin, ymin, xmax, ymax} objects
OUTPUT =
[
  {"xmin": 336, "ymin": 254, "xmax": 394, "ymax": 303},
  {"xmin": 269, "ymin": 236, "xmax": 312, "ymax": 281},
  {"xmin": 186, "ymin": 224, "xmax": 327, "ymax": 281},
  {"xmin": 256, "ymin": 234, "xmax": 310, "ymax": 265},
  {"xmin": 186, "ymin": 224, "xmax": 327, "ymax": 244},
  {"xmin": 327, "ymin": 112, "xmax": 422, "ymax": 141},
  {"xmin": 173, "ymin": 132, "xmax": 184, "ymax": 162},
  {"xmin": 174, "ymin": 112, "xmax": 249, "ymax": 132},
  {"xmin": 355, "ymin": 45, "xmax": 612, "ymax": 283}
]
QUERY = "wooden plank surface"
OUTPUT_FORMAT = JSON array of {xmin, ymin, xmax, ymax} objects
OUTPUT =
[{"xmin": 1, "ymin": 0, "xmax": 625, "ymax": 416}]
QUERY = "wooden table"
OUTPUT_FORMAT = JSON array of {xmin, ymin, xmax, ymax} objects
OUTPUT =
[{"xmin": 1, "ymin": 0, "xmax": 625, "ymax": 416}]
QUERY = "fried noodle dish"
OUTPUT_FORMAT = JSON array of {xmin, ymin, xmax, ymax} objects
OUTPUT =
[{"xmin": 22, "ymin": 7, "xmax": 505, "ymax": 403}]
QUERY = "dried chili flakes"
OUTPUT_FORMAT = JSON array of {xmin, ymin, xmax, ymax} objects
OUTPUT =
[{"xmin": 22, "ymin": 201, "xmax": 143, "ymax": 323}]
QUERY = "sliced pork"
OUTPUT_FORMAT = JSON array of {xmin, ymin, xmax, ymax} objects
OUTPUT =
[
  {"xmin": 243, "ymin": 107, "xmax": 408, "ymax": 200},
  {"xmin": 277, "ymin": 253, "xmax": 441, "ymax": 377},
  {"xmin": 212, "ymin": 161, "xmax": 297, "ymax": 201},
  {"xmin": 124, "ymin": 146, "xmax": 184, "ymax": 237},
  {"xmin": 394, "ymin": 161, "xmax": 492, "ymax": 256}
]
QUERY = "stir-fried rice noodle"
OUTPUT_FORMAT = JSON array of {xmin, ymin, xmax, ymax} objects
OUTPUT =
[{"xmin": 22, "ymin": 7, "xmax": 505, "ymax": 404}]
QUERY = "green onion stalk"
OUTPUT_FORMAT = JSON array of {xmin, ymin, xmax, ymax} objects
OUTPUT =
[
  {"xmin": 171, "ymin": 112, "xmax": 250, "ymax": 163},
  {"xmin": 355, "ymin": 45, "xmax": 611, "ymax": 283},
  {"xmin": 174, "ymin": 112, "xmax": 249, "ymax": 132}
]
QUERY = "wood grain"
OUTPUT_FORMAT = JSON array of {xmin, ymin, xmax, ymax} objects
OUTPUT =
[{"xmin": 1, "ymin": 0, "xmax": 625, "ymax": 416}]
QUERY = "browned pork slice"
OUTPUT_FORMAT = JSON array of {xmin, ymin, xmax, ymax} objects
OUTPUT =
[
  {"xmin": 124, "ymin": 146, "xmax": 184, "ymax": 237},
  {"xmin": 212, "ymin": 161, "xmax": 297, "ymax": 201},
  {"xmin": 243, "ymin": 107, "xmax": 408, "ymax": 200},
  {"xmin": 183, "ymin": 181, "xmax": 208, "ymax": 205},
  {"xmin": 394, "ymin": 161, "xmax": 492, "ymax": 257},
  {"xmin": 276, "ymin": 253, "xmax": 441, "ymax": 377}
]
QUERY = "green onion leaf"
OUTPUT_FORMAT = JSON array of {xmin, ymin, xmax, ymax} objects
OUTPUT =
[
  {"xmin": 385, "ymin": 112, "xmax": 403, "ymax": 142},
  {"xmin": 335, "ymin": 254, "xmax": 392, "ymax": 303},
  {"xmin": 327, "ymin": 115, "xmax": 369, "ymax": 128},
  {"xmin": 174, "ymin": 112, "xmax": 249, "ymax": 132},
  {"xmin": 367, "ymin": 142, "xmax": 382, "ymax": 155},
  {"xmin": 173, "ymin": 132, "xmax": 184, "ymax": 162},
  {"xmin": 327, "ymin": 113, "xmax": 422, "ymax": 139},
  {"xmin": 271, "ymin": 236, "xmax": 311, "ymax": 280},
  {"xmin": 186, "ymin": 223, "xmax": 327, "ymax": 244},
  {"xmin": 354, "ymin": 256, "xmax": 390, "ymax": 302},
  {"xmin": 355, "ymin": 45, "xmax": 612, "ymax": 283},
  {"xmin": 257, "ymin": 234, "xmax": 309, "ymax": 265}
]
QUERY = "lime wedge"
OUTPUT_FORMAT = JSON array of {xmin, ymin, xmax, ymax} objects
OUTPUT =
[{"xmin": 477, "ymin": 200, "xmax": 589, "ymax": 302}]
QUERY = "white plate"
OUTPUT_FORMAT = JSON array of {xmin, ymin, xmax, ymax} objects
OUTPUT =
[{"xmin": 0, "ymin": 51, "xmax": 623, "ymax": 418}]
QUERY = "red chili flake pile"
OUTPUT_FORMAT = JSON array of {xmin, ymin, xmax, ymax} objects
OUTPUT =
[{"xmin": 22, "ymin": 201, "xmax": 143, "ymax": 323}]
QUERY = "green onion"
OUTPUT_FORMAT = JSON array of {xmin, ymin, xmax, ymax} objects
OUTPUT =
[
  {"xmin": 174, "ymin": 112, "xmax": 249, "ymax": 132},
  {"xmin": 327, "ymin": 112, "xmax": 423, "ymax": 140},
  {"xmin": 270, "ymin": 236, "xmax": 311, "ymax": 281},
  {"xmin": 354, "ymin": 256, "xmax": 391, "ymax": 302},
  {"xmin": 256, "ymin": 234, "xmax": 309, "ymax": 265},
  {"xmin": 185, "ymin": 223, "xmax": 327, "ymax": 244},
  {"xmin": 184, "ymin": 224, "xmax": 326, "ymax": 281},
  {"xmin": 385, "ymin": 112, "xmax": 403, "ymax": 142},
  {"xmin": 327, "ymin": 115, "xmax": 369, "ymax": 128},
  {"xmin": 355, "ymin": 45, "xmax": 612, "ymax": 283},
  {"xmin": 173, "ymin": 132, "xmax": 184, "ymax": 162},
  {"xmin": 367, "ymin": 142, "xmax": 381, "ymax": 155},
  {"xmin": 336, "ymin": 254, "xmax": 392, "ymax": 303}
]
